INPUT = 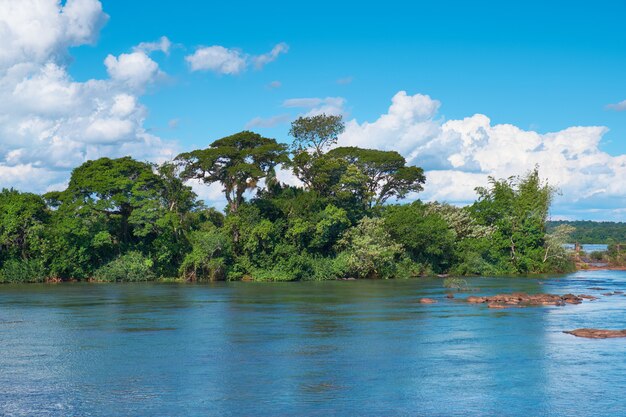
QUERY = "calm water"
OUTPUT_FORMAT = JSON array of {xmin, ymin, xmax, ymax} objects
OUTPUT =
[{"xmin": 1, "ymin": 271, "xmax": 626, "ymax": 417}]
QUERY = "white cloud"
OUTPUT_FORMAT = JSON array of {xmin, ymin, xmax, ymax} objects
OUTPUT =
[
  {"xmin": 104, "ymin": 51, "xmax": 162, "ymax": 90},
  {"xmin": 0, "ymin": 0, "xmax": 176, "ymax": 193},
  {"xmin": 245, "ymin": 114, "xmax": 291, "ymax": 129},
  {"xmin": 282, "ymin": 96, "xmax": 346, "ymax": 116},
  {"xmin": 606, "ymin": 100, "xmax": 626, "ymax": 111},
  {"xmin": 185, "ymin": 45, "xmax": 247, "ymax": 74},
  {"xmin": 0, "ymin": 0, "xmax": 108, "ymax": 69},
  {"xmin": 252, "ymin": 42, "xmax": 289, "ymax": 69},
  {"xmin": 338, "ymin": 91, "xmax": 626, "ymax": 218},
  {"xmin": 134, "ymin": 36, "xmax": 171, "ymax": 54},
  {"xmin": 185, "ymin": 42, "xmax": 288, "ymax": 75}
]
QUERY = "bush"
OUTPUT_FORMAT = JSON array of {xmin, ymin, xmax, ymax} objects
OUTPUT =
[
  {"xmin": 179, "ymin": 227, "xmax": 232, "ymax": 281},
  {"xmin": 443, "ymin": 277, "xmax": 468, "ymax": 291},
  {"xmin": 0, "ymin": 258, "xmax": 46, "ymax": 283},
  {"xmin": 336, "ymin": 217, "xmax": 404, "ymax": 279},
  {"xmin": 92, "ymin": 251, "xmax": 155, "ymax": 282}
]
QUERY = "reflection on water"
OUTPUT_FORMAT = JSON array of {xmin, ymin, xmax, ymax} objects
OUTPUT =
[{"xmin": 1, "ymin": 272, "xmax": 626, "ymax": 416}]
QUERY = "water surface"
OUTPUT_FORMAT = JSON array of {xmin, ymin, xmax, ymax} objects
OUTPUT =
[{"xmin": 1, "ymin": 271, "xmax": 626, "ymax": 416}]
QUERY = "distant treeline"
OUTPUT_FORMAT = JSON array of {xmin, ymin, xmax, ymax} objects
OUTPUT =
[{"xmin": 547, "ymin": 221, "xmax": 626, "ymax": 244}]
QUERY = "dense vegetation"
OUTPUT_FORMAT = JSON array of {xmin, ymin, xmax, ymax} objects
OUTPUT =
[
  {"xmin": 547, "ymin": 220, "xmax": 626, "ymax": 244},
  {"xmin": 0, "ymin": 115, "xmax": 573, "ymax": 283}
]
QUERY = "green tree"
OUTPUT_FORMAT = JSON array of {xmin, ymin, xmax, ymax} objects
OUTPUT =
[
  {"xmin": 289, "ymin": 113, "xmax": 345, "ymax": 155},
  {"xmin": 328, "ymin": 147, "xmax": 426, "ymax": 207},
  {"xmin": 177, "ymin": 131, "xmax": 288, "ymax": 213},
  {"xmin": 0, "ymin": 189, "xmax": 48, "ymax": 262},
  {"xmin": 470, "ymin": 168, "xmax": 554, "ymax": 273}
]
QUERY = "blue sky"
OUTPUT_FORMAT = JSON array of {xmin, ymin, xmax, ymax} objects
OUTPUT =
[{"xmin": 1, "ymin": 0, "xmax": 626, "ymax": 219}]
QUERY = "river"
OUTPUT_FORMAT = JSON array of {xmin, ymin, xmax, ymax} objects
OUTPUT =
[{"xmin": 1, "ymin": 271, "xmax": 625, "ymax": 416}]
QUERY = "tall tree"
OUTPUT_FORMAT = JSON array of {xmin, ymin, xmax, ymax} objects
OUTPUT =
[
  {"xmin": 176, "ymin": 131, "xmax": 288, "ymax": 213},
  {"xmin": 289, "ymin": 114, "xmax": 345, "ymax": 156},
  {"xmin": 327, "ymin": 147, "xmax": 426, "ymax": 207}
]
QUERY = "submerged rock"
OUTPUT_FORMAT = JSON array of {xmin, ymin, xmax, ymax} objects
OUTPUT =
[
  {"xmin": 578, "ymin": 294, "xmax": 599, "ymax": 300},
  {"xmin": 466, "ymin": 292, "xmax": 584, "ymax": 307},
  {"xmin": 564, "ymin": 329, "xmax": 626, "ymax": 339},
  {"xmin": 419, "ymin": 298, "xmax": 437, "ymax": 304}
]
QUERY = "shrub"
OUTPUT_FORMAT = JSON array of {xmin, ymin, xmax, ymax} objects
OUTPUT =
[
  {"xmin": 92, "ymin": 251, "xmax": 155, "ymax": 282},
  {"xmin": 336, "ymin": 217, "xmax": 404, "ymax": 279},
  {"xmin": 179, "ymin": 227, "xmax": 232, "ymax": 281},
  {"xmin": 0, "ymin": 258, "xmax": 46, "ymax": 283},
  {"xmin": 443, "ymin": 277, "xmax": 468, "ymax": 291}
]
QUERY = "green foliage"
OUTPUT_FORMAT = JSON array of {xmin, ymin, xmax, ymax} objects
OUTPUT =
[
  {"xmin": 383, "ymin": 202, "xmax": 455, "ymax": 273},
  {"xmin": 0, "ymin": 258, "xmax": 46, "ymax": 283},
  {"xmin": 336, "ymin": 217, "xmax": 404, "ymax": 279},
  {"xmin": 289, "ymin": 113, "xmax": 345, "ymax": 155},
  {"xmin": 0, "ymin": 139, "xmax": 570, "ymax": 284},
  {"xmin": 469, "ymin": 168, "xmax": 554, "ymax": 273},
  {"xmin": 0, "ymin": 189, "xmax": 48, "ymax": 262},
  {"xmin": 327, "ymin": 147, "xmax": 425, "ymax": 207},
  {"xmin": 92, "ymin": 251, "xmax": 156, "ymax": 282},
  {"xmin": 177, "ymin": 131, "xmax": 288, "ymax": 213},
  {"xmin": 443, "ymin": 277, "xmax": 468, "ymax": 290},
  {"xmin": 179, "ymin": 226, "xmax": 232, "ymax": 281}
]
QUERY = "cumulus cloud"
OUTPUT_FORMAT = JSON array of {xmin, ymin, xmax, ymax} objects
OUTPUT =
[
  {"xmin": 185, "ymin": 45, "xmax": 247, "ymax": 74},
  {"xmin": 282, "ymin": 96, "xmax": 347, "ymax": 116},
  {"xmin": 185, "ymin": 42, "xmax": 288, "ymax": 74},
  {"xmin": 606, "ymin": 100, "xmax": 626, "ymax": 111},
  {"xmin": 104, "ymin": 50, "xmax": 162, "ymax": 90},
  {"xmin": 338, "ymin": 91, "xmax": 626, "ymax": 218},
  {"xmin": 0, "ymin": 0, "xmax": 176, "ymax": 193},
  {"xmin": 0, "ymin": 0, "xmax": 108, "ymax": 69}
]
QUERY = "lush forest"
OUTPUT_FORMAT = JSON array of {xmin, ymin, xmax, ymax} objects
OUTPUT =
[
  {"xmin": 0, "ymin": 115, "xmax": 574, "ymax": 283},
  {"xmin": 547, "ymin": 220, "xmax": 626, "ymax": 244}
]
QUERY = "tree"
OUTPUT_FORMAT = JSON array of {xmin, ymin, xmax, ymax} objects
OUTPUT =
[
  {"xmin": 470, "ymin": 168, "xmax": 554, "ymax": 273},
  {"xmin": 289, "ymin": 113, "xmax": 345, "ymax": 156},
  {"xmin": 0, "ymin": 189, "xmax": 48, "ymax": 261},
  {"xmin": 383, "ymin": 202, "xmax": 455, "ymax": 272},
  {"xmin": 177, "ymin": 131, "xmax": 288, "ymax": 213},
  {"xmin": 50, "ymin": 157, "xmax": 165, "ymax": 248},
  {"xmin": 327, "ymin": 147, "xmax": 426, "ymax": 207}
]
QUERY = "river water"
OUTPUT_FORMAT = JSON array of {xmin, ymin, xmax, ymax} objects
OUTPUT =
[{"xmin": 1, "ymin": 271, "xmax": 625, "ymax": 416}]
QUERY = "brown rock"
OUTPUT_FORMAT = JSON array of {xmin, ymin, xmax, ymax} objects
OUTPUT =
[
  {"xmin": 578, "ymin": 294, "xmax": 598, "ymax": 300},
  {"xmin": 465, "ymin": 292, "xmax": 583, "ymax": 307},
  {"xmin": 564, "ymin": 328, "xmax": 626, "ymax": 339},
  {"xmin": 419, "ymin": 298, "xmax": 437, "ymax": 304},
  {"xmin": 446, "ymin": 293, "xmax": 455, "ymax": 299},
  {"xmin": 603, "ymin": 293, "xmax": 614, "ymax": 296}
]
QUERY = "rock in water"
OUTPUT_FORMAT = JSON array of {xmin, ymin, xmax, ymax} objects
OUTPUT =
[
  {"xmin": 465, "ymin": 292, "xmax": 584, "ymax": 307},
  {"xmin": 564, "ymin": 329, "xmax": 626, "ymax": 339},
  {"xmin": 419, "ymin": 298, "xmax": 437, "ymax": 304}
]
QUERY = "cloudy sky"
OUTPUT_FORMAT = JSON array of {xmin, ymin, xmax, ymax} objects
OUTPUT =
[{"xmin": 1, "ymin": 0, "xmax": 626, "ymax": 220}]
